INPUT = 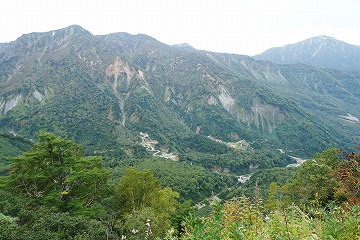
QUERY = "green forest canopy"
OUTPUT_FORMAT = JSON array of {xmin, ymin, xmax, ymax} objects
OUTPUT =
[{"xmin": 0, "ymin": 132, "xmax": 359, "ymax": 239}]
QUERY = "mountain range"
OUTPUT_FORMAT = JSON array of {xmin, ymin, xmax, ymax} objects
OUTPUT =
[{"xmin": 0, "ymin": 25, "xmax": 359, "ymax": 173}]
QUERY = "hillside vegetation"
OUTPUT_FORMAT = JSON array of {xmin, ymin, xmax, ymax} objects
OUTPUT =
[
  {"xmin": 0, "ymin": 132, "xmax": 32, "ymax": 175},
  {"xmin": 0, "ymin": 133, "xmax": 359, "ymax": 239}
]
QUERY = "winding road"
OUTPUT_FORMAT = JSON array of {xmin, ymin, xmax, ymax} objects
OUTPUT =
[{"xmin": 139, "ymin": 132, "xmax": 178, "ymax": 160}]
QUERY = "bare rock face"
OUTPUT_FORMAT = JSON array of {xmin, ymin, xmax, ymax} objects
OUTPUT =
[
  {"xmin": 0, "ymin": 94, "xmax": 22, "ymax": 114},
  {"xmin": 226, "ymin": 102, "xmax": 286, "ymax": 132},
  {"xmin": 105, "ymin": 57, "xmax": 135, "ymax": 88},
  {"xmin": 218, "ymin": 87, "xmax": 235, "ymax": 112}
]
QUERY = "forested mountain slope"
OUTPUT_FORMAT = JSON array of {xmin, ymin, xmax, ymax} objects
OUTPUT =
[{"xmin": 0, "ymin": 25, "xmax": 358, "ymax": 164}]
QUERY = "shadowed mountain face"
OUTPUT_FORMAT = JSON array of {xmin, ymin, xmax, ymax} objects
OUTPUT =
[
  {"xmin": 254, "ymin": 35, "xmax": 360, "ymax": 71},
  {"xmin": 0, "ymin": 25, "xmax": 359, "ymax": 160}
]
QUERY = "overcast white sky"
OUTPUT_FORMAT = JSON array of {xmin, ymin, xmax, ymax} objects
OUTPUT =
[{"xmin": 1, "ymin": 0, "xmax": 359, "ymax": 56}]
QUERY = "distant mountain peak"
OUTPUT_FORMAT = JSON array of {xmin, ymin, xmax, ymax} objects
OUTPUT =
[
  {"xmin": 54, "ymin": 24, "xmax": 94, "ymax": 37},
  {"xmin": 254, "ymin": 35, "xmax": 360, "ymax": 70},
  {"xmin": 65, "ymin": 24, "xmax": 85, "ymax": 30},
  {"xmin": 300, "ymin": 35, "xmax": 345, "ymax": 46},
  {"xmin": 297, "ymin": 36, "xmax": 338, "ymax": 57},
  {"xmin": 14, "ymin": 24, "xmax": 93, "ymax": 43}
]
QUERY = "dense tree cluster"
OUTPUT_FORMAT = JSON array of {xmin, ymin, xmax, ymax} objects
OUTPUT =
[{"xmin": 0, "ymin": 133, "xmax": 181, "ymax": 239}]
